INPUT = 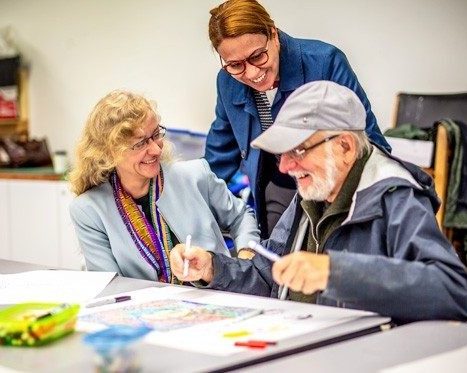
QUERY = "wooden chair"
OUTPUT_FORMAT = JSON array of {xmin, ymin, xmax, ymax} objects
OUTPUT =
[{"xmin": 392, "ymin": 92, "xmax": 467, "ymax": 230}]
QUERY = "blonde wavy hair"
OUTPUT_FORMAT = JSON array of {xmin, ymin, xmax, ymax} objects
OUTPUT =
[{"xmin": 69, "ymin": 90, "xmax": 173, "ymax": 196}]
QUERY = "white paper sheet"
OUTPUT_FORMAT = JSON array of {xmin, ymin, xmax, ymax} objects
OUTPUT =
[
  {"xmin": 77, "ymin": 286, "xmax": 196, "ymax": 332},
  {"xmin": 144, "ymin": 309, "xmax": 361, "ymax": 355},
  {"xmin": 0, "ymin": 270, "xmax": 116, "ymax": 304},
  {"xmin": 386, "ymin": 137, "xmax": 434, "ymax": 168},
  {"xmin": 145, "ymin": 293, "xmax": 372, "ymax": 355},
  {"xmin": 78, "ymin": 286, "xmax": 193, "ymax": 315},
  {"xmin": 77, "ymin": 287, "xmax": 376, "ymax": 356}
]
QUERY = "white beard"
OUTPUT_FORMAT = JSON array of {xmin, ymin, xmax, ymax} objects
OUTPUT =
[{"xmin": 292, "ymin": 147, "xmax": 338, "ymax": 201}]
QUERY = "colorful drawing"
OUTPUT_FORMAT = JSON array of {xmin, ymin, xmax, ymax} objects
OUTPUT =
[{"xmin": 80, "ymin": 299, "xmax": 260, "ymax": 332}]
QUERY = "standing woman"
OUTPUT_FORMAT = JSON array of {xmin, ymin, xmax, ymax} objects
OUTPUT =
[
  {"xmin": 204, "ymin": 0, "xmax": 389, "ymax": 239},
  {"xmin": 69, "ymin": 90, "xmax": 259, "ymax": 282}
]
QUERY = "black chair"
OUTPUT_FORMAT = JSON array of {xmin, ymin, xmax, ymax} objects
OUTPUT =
[{"xmin": 393, "ymin": 92, "xmax": 467, "ymax": 129}]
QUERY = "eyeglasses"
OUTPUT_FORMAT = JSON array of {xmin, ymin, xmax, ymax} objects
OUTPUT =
[
  {"xmin": 131, "ymin": 126, "xmax": 166, "ymax": 151},
  {"xmin": 283, "ymin": 135, "xmax": 340, "ymax": 161},
  {"xmin": 220, "ymin": 40, "xmax": 269, "ymax": 76}
]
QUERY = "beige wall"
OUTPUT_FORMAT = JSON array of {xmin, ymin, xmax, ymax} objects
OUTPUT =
[{"xmin": 1, "ymin": 0, "xmax": 466, "ymax": 160}]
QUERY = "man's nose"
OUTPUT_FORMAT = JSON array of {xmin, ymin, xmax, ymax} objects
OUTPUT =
[{"xmin": 278, "ymin": 154, "xmax": 297, "ymax": 174}]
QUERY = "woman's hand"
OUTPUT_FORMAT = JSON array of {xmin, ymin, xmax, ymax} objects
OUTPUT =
[{"xmin": 170, "ymin": 244, "xmax": 214, "ymax": 283}]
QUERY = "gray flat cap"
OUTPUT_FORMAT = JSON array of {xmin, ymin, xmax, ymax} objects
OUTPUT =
[{"xmin": 251, "ymin": 81, "xmax": 366, "ymax": 154}]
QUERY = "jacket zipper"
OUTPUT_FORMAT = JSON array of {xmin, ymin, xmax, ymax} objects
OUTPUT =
[
  {"xmin": 303, "ymin": 209, "xmax": 343, "ymax": 254},
  {"xmin": 303, "ymin": 209, "xmax": 319, "ymax": 253}
]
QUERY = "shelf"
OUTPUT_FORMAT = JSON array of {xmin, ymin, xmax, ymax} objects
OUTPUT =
[
  {"xmin": 0, "ymin": 118, "xmax": 19, "ymax": 126},
  {"xmin": 0, "ymin": 68, "xmax": 28, "ymax": 137},
  {"xmin": 0, "ymin": 166, "xmax": 64, "ymax": 181},
  {"xmin": 0, "ymin": 119, "xmax": 27, "ymax": 137}
]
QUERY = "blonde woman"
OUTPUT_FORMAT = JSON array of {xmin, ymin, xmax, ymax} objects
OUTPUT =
[{"xmin": 69, "ymin": 91, "xmax": 259, "ymax": 282}]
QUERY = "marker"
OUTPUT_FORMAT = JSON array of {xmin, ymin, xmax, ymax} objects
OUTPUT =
[
  {"xmin": 36, "ymin": 303, "xmax": 70, "ymax": 320},
  {"xmin": 235, "ymin": 309, "xmax": 263, "ymax": 322},
  {"xmin": 85, "ymin": 295, "xmax": 131, "ymax": 308},
  {"xmin": 247, "ymin": 340, "xmax": 277, "ymax": 346},
  {"xmin": 183, "ymin": 234, "xmax": 192, "ymax": 278},
  {"xmin": 248, "ymin": 241, "xmax": 280, "ymax": 262},
  {"xmin": 234, "ymin": 340, "xmax": 277, "ymax": 349},
  {"xmin": 234, "ymin": 341, "xmax": 267, "ymax": 348},
  {"xmin": 223, "ymin": 329, "xmax": 251, "ymax": 338}
]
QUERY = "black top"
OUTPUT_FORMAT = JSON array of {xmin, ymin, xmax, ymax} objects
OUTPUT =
[{"xmin": 134, "ymin": 194, "xmax": 179, "ymax": 246}]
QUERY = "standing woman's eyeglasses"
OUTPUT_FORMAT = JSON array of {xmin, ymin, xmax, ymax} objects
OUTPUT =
[
  {"xmin": 220, "ymin": 40, "xmax": 270, "ymax": 76},
  {"xmin": 131, "ymin": 126, "xmax": 167, "ymax": 151}
]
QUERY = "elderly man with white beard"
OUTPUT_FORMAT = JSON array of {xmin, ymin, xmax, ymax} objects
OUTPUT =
[{"xmin": 170, "ymin": 81, "xmax": 467, "ymax": 323}]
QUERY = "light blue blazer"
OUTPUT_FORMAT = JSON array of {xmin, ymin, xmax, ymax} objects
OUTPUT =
[{"xmin": 69, "ymin": 159, "xmax": 260, "ymax": 281}]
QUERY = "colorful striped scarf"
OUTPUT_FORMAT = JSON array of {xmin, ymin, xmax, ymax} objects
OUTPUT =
[{"xmin": 110, "ymin": 171, "xmax": 173, "ymax": 283}]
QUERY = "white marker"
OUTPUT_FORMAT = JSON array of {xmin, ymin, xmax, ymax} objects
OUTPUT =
[
  {"xmin": 183, "ymin": 235, "xmax": 192, "ymax": 278},
  {"xmin": 248, "ymin": 241, "xmax": 280, "ymax": 262}
]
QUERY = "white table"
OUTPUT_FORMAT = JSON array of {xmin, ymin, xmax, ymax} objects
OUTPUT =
[
  {"xmin": 244, "ymin": 321, "xmax": 467, "ymax": 373},
  {"xmin": 0, "ymin": 259, "xmax": 390, "ymax": 372}
]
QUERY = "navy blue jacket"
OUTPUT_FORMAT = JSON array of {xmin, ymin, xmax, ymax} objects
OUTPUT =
[
  {"xmin": 208, "ymin": 147, "xmax": 467, "ymax": 322},
  {"xmin": 205, "ymin": 31, "xmax": 390, "ymax": 218}
]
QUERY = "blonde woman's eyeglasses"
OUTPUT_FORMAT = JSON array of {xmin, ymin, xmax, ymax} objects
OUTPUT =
[{"xmin": 131, "ymin": 126, "xmax": 167, "ymax": 151}]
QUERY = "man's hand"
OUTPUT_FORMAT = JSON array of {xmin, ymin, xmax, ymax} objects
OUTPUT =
[
  {"xmin": 272, "ymin": 252, "xmax": 330, "ymax": 294},
  {"xmin": 170, "ymin": 244, "xmax": 214, "ymax": 283}
]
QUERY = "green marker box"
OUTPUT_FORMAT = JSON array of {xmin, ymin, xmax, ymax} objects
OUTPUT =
[{"xmin": 0, "ymin": 302, "xmax": 80, "ymax": 347}]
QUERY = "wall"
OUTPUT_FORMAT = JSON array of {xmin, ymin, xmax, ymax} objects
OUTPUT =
[{"xmin": 1, "ymin": 0, "xmax": 466, "ymax": 161}]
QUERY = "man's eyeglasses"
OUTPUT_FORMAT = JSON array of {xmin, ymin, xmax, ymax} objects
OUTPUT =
[
  {"xmin": 131, "ymin": 126, "xmax": 167, "ymax": 151},
  {"xmin": 221, "ymin": 40, "xmax": 269, "ymax": 76},
  {"xmin": 282, "ymin": 135, "xmax": 340, "ymax": 161}
]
